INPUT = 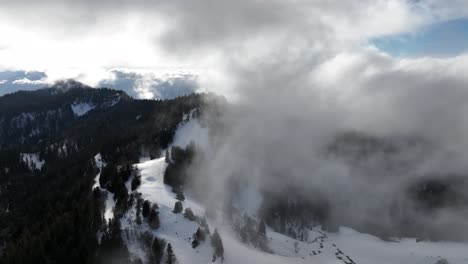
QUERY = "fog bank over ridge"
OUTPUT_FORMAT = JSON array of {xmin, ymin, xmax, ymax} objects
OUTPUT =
[
  {"xmin": 150, "ymin": 1, "xmax": 468, "ymax": 240},
  {"xmin": 3, "ymin": 0, "xmax": 468, "ymax": 241}
]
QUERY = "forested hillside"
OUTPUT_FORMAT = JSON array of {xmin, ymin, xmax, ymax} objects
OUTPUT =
[{"xmin": 0, "ymin": 81, "xmax": 220, "ymax": 264}]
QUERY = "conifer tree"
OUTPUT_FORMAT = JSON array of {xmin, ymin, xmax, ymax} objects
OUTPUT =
[
  {"xmin": 148, "ymin": 208, "xmax": 160, "ymax": 229},
  {"xmin": 152, "ymin": 236, "xmax": 166, "ymax": 264},
  {"xmin": 184, "ymin": 208, "xmax": 196, "ymax": 221},
  {"xmin": 173, "ymin": 201, "xmax": 183, "ymax": 214},
  {"xmin": 143, "ymin": 200, "xmax": 151, "ymax": 218},
  {"xmin": 165, "ymin": 243, "xmax": 176, "ymax": 264},
  {"xmin": 258, "ymin": 221, "xmax": 266, "ymax": 236},
  {"xmin": 211, "ymin": 229, "xmax": 224, "ymax": 261}
]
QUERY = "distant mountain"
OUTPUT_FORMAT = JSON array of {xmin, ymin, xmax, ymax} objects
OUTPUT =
[{"xmin": 0, "ymin": 80, "xmax": 133, "ymax": 148}]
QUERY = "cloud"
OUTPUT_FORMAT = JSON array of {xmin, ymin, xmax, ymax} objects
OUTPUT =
[
  {"xmin": 188, "ymin": 47, "xmax": 468, "ymax": 240},
  {"xmin": 0, "ymin": 70, "xmax": 47, "ymax": 95},
  {"xmin": 372, "ymin": 17, "xmax": 468, "ymax": 56},
  {"xmin": 0, "ymin": 68, "xmax": 200, "ymax": 99},
  {"xmin": 3, "ymin": 0, "xmax": 468, "ymax": 242},
  {"xmin": 12, "ymin": 78, "xmax": 47, "ymax": 85},
  {"xmin": 1, "ymin": 1, "xmax": 468, "ymax": 80},
  {"xmin": 97, "ymin": 70, "xmax": 200, "ymax": 99},
  {"xmin": 153, "ymin": 0, "xmax": 468, "ymax": 241}
]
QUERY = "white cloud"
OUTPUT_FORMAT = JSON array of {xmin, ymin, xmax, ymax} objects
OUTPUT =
[
  {"xmin": 97, "ymin": 69, "xmax": 200, "ymax": 99},
  {"xmin": 2, "ymin": 0, "xmax": 468, "ymax": 244},
  {"xmin": 12, "ymin": 77, "xmax": 47, "ymax": 85},
  {"xmin": 0, "ymin": 0, "xmax": 467, "ymax": 86}
]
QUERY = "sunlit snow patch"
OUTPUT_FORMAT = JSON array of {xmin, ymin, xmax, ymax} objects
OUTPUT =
[
  {"xmin": 20, "ymin": 153, "xmax": 45, "ymax": 170},
  {"xmin": 171, "ymin": 109, "xmax": 209, "ymax": 150},
  {"xmin": 71, "ymin": 102, "xmax": 95, "ymax": 117}
]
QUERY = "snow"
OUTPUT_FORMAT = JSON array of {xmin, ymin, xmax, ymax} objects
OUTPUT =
[
  {"xmin": 71, "ymin": 102, "xmax": 95, "ymax": 117},
  {"xmin": 104, "ymin": 193, "xmax": 116, "ymax": 222},
  {"xmin": 20, "ymin": 153, "xmax": 45, "ymax": 170},
  {"xmin": 171, "ymin": 111, "xmax": 209, "ymax": 150},
  {"xmin": 116, "ymin": 116, "xmax": 468, "ymax": 264},
  {"xmin": 234, "ymin": 185, "xmax": 263, "ymax": 217},
  {"xmin": 92, "ymin": 154, "xmax": 115, "ymax": 223},
  {"xmin": 325, "ymin": 227, "xmax": 468, "ymax": 264},
  {"xmin": 11, "ymin": 112, "xmax": 34, "ymax": 128},
  {"xmin": 120, "ymin": 154, "xmax": 468, "ymax": 264},
  {"xmin": 94, "ymin": 153, "xmax": 105, "ymax": 170},
  {"xmin": 121, "ymin": 157, "xmax": 309, "ymax": 264},
  {"xmin": 265, "ymin": 225, "xmax": 468, "ymax": 264},
  {"xmin": 102, "ymin": 94, "xmax": 121, "ymax": 108},
  {"xmin": 121, "ymin": 157, "xmax": 211, "ymax": 263}
]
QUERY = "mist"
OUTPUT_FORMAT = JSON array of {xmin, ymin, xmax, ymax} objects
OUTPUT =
[
  {"xmin": 186, "ymin": 49, "xmax": 468, "ymax": 241},
  {"xmin": 3, "ymin": 0, "xmax": 468, "ymax": 242},
  {"xmin": 154, "ymin": 3, "xmax": 468, "ymax": 241}
]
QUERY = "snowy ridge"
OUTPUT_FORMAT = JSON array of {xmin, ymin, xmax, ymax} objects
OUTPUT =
[{"xmin": 71, "ymin": 94, "xmax": 121, "ymax": 117}]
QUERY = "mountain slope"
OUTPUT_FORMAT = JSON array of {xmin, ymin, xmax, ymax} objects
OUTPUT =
[
  {"xmin": 114, "ymin": 120, "xmax": 468, "ymax": 264},
  {"xmin": 0, "ymin": 83, "xmax": 467, "ymax": 264},
  {"xmin": 0, "ymin": 83, "xmax": 218, "ymax": 264}
]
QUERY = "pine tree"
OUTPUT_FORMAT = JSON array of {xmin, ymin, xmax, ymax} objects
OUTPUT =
[
  {"xmin": 143, "ymin": 200, "xmax": 151, "ymax": 218},
  {"xmin": 165, "ymin": 243, "xmax": 176, "ymax": 264},
  {"xmin": 184, "ymin": 208, "xmax": 197, "ymax": 221},
  {"xmin": 148, "ymin": 208, "xmax": 160, "ymax": 229},
  {"xmin": 194, "ymin": 227, "xmax": 206, "ymax": 242},
  {"xmin": 136, "ymin": 197, "xmax": 142, "ymax": 225},
  {"xmin": 192, "ymin": 239, "xmax": 200, "ymax": 249},
  {"xmin": 176, "ymin": 192, "xmax": 185, "ymax": 201},
  {"xmin": 258, "ymin": 220, "xmax": 266, "ymax": 236},
  {"xmin": 152, "ymin": 236, "xmax": 166, "ymax": 264},
  {"xmin": 211, "ymin": 229, "xmax": 224, "ymax": 261},
  {"xmin": 173, "ymin": 201, "xmax": 183, "ymax": 214},
  {"xmin": 131, "ymin": 174, "xmax": 141, "ymax": 191}
]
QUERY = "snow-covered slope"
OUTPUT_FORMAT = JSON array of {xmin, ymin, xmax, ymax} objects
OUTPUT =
[
  {"xmin": 121, "ymin": 157, "xmax": 213, "ymax": 263},
  {"xmin": 111, "ymin": 115, "xmax": 468, "ymax": 264},
  {"xmin": 120, "ymin": 156, "xmax": 468, "ymax": 264},
  {"xmin": 171, "ymin": 109, "xmax": 209, "ymax": 150},
  {"xmin": 92, "ymin": 154, "xmax": 115, "ymax": 222},
  {"xmin": 120, "ymin": 157, "xmax": 311, "ymax": 264}
]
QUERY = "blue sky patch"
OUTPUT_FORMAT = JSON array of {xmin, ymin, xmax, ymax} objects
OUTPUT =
[{"xmin": 372, "ymin": 17, "xmax": 468, "ymax": 57}]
